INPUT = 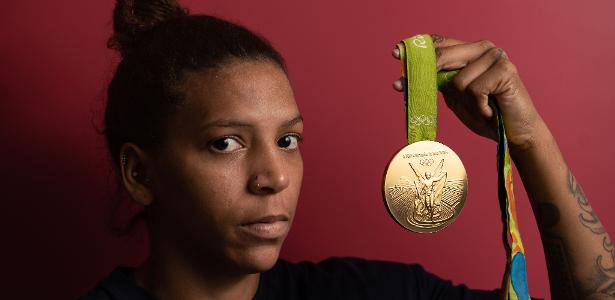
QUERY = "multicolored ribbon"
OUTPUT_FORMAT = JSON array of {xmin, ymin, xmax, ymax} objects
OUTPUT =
[
  {"xmin": 494, "ymin": 101, "xmax": 530, "ymax": 300},
  {"xmin": 398, "ymin": 34, "xmax": 530, "ymax": 299}
]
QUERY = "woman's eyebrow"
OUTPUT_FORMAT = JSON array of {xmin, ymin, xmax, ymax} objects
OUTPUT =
[
  {"xmin": 201, "ymin": 115, "xmax": 303, "ymax": 130},
  {"xmin": 201, "ymin": 120, "xmax": 252, "ymax": 129},
  {"xmin": 282, "ymin": 115, "xmax": 303, "ymax": 128}
]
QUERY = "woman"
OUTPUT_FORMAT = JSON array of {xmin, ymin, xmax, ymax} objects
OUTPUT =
[{"xmin": 83, "ymin": 0, "xmax": 615, "ymax": 299}]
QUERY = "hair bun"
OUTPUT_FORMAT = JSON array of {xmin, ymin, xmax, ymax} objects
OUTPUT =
[{"xmin": 107, "ymin": 0, "xmax": 189, "ymax": 56}]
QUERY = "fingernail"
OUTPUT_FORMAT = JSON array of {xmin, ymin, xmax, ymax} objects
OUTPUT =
[
  {"xmin": 393, "ymin": 80, "xmax": 404, "ymax": 91},
  {"xmin": 392, "ymin": 48, "xmax": 400, "ymax": 59}
]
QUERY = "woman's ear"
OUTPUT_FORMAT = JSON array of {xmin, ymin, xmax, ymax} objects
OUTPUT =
[{"xmin": 119, "ymin": 143, "xmax": 154, "ymax": 206}]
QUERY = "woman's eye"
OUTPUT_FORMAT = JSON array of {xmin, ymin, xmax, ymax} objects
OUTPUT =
[
  {"xmin": 209, "ymin": 137, "xmax": 243, "ymax": 153},
  {"xmin": 277, "ymin": 135, "xmax": 301, "ymax": 150}
]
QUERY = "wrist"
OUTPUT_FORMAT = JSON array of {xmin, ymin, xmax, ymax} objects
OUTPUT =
[{"xmin": 509, "ymin": 121, "xmax": 556, "ymax": 162}]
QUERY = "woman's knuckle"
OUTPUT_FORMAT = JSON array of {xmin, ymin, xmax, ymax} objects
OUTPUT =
[
  {"xmin": 467, "ymin": 81, "xmax": 482, "ymax": 96},
  {"xmin": 478, "ymin": 39, "xmax": 495, "ymax": 50},
  {"xmin": 487, "ymin": 47, "xmax": 504, "ymax": 59},
  {"xmin": 452, "ymin": 75, "xmax": 466, "ymax": 91},
  {"xmin": 431, "ymin": 34, "xmax": 445, "ymax": 45},
  {"xmin": 498, "ymin": 59, "xmax": 518, "ymax": 76}
]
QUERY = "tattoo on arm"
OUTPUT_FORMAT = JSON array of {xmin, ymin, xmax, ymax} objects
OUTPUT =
[{"xmin": 567, "ymin": 170, "xmax": 615, "ymax": 297}]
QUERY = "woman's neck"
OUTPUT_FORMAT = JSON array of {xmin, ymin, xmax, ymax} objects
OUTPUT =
[{"xmin": 134, "ymin": 244, "xmax": 260, "ymax": 300}]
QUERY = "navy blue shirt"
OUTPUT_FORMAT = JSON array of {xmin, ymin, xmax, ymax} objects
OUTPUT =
[{"xmin": 81, "ymin": 257, "xmax": 500, "ymax": 299}]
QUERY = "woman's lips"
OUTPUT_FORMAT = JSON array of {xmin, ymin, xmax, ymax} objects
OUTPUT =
[{"xmin": 240, "ymin": 215, "xmax": 289, "ymax": 240}]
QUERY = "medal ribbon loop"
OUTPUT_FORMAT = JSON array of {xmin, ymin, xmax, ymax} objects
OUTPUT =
[{"xmin": 398, "ymin": 34, "xmax": 530, "ymax": 299}]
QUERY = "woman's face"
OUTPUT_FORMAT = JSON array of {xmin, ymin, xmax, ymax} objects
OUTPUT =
[{"xmin": 147, "ymin": 59, "xmax": 303, "ymax": 274}]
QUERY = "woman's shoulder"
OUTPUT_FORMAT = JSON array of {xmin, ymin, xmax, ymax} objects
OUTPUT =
[
  {"xmin": 79, "ymin": 267, "xmax": 153, "ymax": 300},
  {"xmin": 272, "ymin": 256, "xmax": 428, "ymax": 282},
  {"xmin": 257, "ymin": 257, "xmax": 499, "ymax": 300},
  {"xmin": 80, "ymin": 258, "xmax": 500, "ymax": 300}
]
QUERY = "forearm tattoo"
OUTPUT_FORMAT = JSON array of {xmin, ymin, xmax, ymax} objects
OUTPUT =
[
  {"xmin": 566, "ymin": 170, "xmax": 615, "ymax": 297},
  {"xmin": 537, "ymin": 170, "xmax": 615, "ymax": 299}
]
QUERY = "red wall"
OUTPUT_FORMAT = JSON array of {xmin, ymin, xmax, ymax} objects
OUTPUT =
[{"xmin": 2, "ymin": 0, "xmax": 614, "ymax": 298}]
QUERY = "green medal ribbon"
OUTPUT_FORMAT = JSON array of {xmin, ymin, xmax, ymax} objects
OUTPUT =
[
  {"xmin": 398, "ymin": 35, "xmax": 438, "ymax": 143},
  {"xmin": 398, "ymin": 34, "xmax": 530, "ymax": 299},
  {"xmin": 398, "ymin": 35, "xmax": 459, "ymax": 143}
]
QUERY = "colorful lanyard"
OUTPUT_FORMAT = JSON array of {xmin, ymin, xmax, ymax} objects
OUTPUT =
[{"xmin": 399, "ymin": 34, "xmax": 530, "ymax": 299}]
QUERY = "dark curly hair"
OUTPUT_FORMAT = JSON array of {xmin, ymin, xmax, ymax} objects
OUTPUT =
[{"xmin": 103, "ymin": 0, "xmax": 287, "ymax": 233}]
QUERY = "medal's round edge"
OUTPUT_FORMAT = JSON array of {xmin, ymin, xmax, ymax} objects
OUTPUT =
[{"xmin": 381, "ymin": 141, "xmax": 469, "ymax": 234}]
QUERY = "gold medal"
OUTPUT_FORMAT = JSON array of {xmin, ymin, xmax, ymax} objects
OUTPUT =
[
  {"xmin": 383, "ymin": 141, "xmax": 467, "ymax": 233},
  {"xmin": 383, "ymin": 34, "xmax": 468, "ymax": 233}
]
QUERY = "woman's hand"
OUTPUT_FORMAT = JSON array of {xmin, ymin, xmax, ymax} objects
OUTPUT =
[{"xmin": 393, "ymin": 35, "xmax": 546, "ymax": 152}]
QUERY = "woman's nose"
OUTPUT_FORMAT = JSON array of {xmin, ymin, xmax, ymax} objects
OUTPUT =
[{"xmin": 248, "ymin": 145, "xmax": 290, "ymax": 195}]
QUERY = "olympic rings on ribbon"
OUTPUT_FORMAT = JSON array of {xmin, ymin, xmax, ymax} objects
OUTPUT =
[{"xmin": 408, "ymin": 115, "xmax": 434, "ymax": 126}]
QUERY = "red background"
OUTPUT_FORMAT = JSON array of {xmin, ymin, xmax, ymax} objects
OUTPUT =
[{"xmin": 1, "ymin": 0, "xmax": 614, "ymax": 298}]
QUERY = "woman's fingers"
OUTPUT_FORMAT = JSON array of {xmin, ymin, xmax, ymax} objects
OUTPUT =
[
  {"xmin": 392, "ymin": 35, "xmax": 472, "ymax": 91},
  {"xmin": 464, "ymin": 55, "xmax": 519, "ymax": 119},
  {"xmin": 451, "ymin": 47, "xmax": 506, "ymax": 97},
  {"xmin": 436, "ymin": 40, "xmax": 496, "ymax": 71},
  {"xmin": 447, "ymin": 47, "xmax": 507, "ymax": 119},
  {"xmin": 391, "ymin": 34, "xmax": 466, "ymax": 60},
  {"xmin": 392, "ymin": 36, "xmax": 500, "ymax": 100}
]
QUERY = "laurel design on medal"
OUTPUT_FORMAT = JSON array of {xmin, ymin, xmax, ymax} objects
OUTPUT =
[{"xmin": 383, "ymin": 141, "xmax": 467, "ymax": 233}]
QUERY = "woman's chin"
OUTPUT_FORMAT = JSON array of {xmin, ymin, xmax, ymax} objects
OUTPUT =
[{"xmin": 232, "ymin": 243, "xmax": 283, "ymax": 273}]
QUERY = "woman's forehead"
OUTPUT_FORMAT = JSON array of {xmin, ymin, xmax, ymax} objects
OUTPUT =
[{"xmin": 178, "ymin": 60, "xmax": 299, "ymax": 127}]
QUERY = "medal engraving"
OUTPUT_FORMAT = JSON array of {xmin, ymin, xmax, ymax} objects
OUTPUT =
[{"xmin": 383, "ymin": 141, "xmax": 467, "ymax": 233}]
